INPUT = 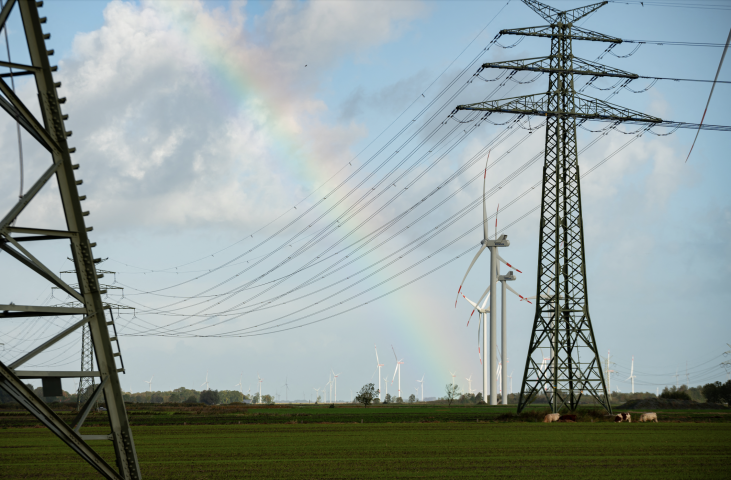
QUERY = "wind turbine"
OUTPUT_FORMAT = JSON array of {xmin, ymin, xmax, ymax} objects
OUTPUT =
[
  {"xmin": 461, "ymin": 289, "xmax": 492, "ymax": 399},
  {"xmin": 496, "ymin": 262, "xmax": 530, "ymax": 404},
  {"xmin": 144, "ymin": 376, "xmax": 153, "ymax": 393},
  {"xmin": 417, "ymin": 375, "xmax": 424, "ymax": 401},
  {"xmin": 391, "ymin": 346, "xmax": 404, "ymax": 399},
  {"xmin": 465, "ymin": 375, "xmax": 473, "ymax": 395},
  {"xmin": 382, "ymin": 376, "xmax": 388, "ymax": 400},
  {"xmin": 450, "ymin": 371, "xmax": 457, "ymax": 388},
  {"xmin": 282, "ymin": 377, "xmax": 290, "ymax": 402},
  {"xmin": 455, "ymin": 152, "xmax": 510, "ymax": 405},
  {"xmin": 201, "ymin": 372, "xmax": 209, "ymax": 391},
  {"xmin": 235, "ymin": 374, "xmax": 243, "ymax": 399},
  {"xmin": 331, "ymin": 370, "xmax": 340, "ymax": 403},
  {"xmin": 313, "ymin": 387, "xmax": 319, "ymax": 403},
  {"xmin": 627, "ymin": 357, "xmax": 636, "ymax": 394},
  {"xmin": 257, "ymin": 374, "xmax": 263, "ymax": 404},
  {"xmin": 375, "ymin": 345, "xmax": 385, "ymax": 401},
  {"xmin": 509, "ymin": 371, "xmax": 513, "ymax": 396},
  {"xmin": 327, "ymin": 375, "xmax": 333, "ymax": 403}
]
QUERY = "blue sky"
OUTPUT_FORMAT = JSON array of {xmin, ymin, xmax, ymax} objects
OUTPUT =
[{"xmin": 1, "ymin": 0, "xmax": 729, "ymax": 401}]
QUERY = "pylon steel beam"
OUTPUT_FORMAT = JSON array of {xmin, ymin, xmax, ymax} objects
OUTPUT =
[
  {"xmin": 482, "ymin": 56, "xmax": 638, "ymax": 79},
  {"xmin": 457, "ymin": 0, "xmax": 661, "ymax": 414},
  {"xmin": 0, "ymin": 1, "xmax": 141, "ymax": 478}
]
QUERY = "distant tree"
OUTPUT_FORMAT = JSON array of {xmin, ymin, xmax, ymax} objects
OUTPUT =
[
  {"xmin": 702, "ymin": 380, "xmax": 731, "ymax": 404},
  {"xmin": 183, "ymin": 395, "xmax": 198, "ymax": 404},
  {"xmin": 384, "ymin": 393, "xmax": 392, "ymax": 404},
  {"xmin": 372, "ymin": 397, "xmax": 381, "ymax": 405},
  {"xmin": 660, "ymin": 385, "xmax": 691, "ymax": 401},
  {"xmin": 408, "ymin": 394, "xmax": 416, "ymax": 404},
  {"xmin": 475, "ymin": 392, "xmax": 484, "ymax": 404},
  {"xmin": 355, "ymin": 383, "xmax": 376, "ymax": 408},
  {"xmin": 151, "ymin": 394, "xmax": 164, "ymax": 404},
  {"xmin": 315, "ymin": 395, "xmax": 321, "ymax": 404},
  {"xmin": 395, "ymin": 396, "xmax": 403, "ymax": 404},
  {"xmin": 168, "ymin": 393, "xmax": 180, "ymax": 403},
  {"xmin": 262, "ymin": 394, "xmax": 274, "ymax": 404},
  {"xmin": 200, "ymin": 390, "xmax": 220, "ymax": 405},
  {"xmin": 252, "ymin": 393, "xmax": 261, "ymax": 404},
  {"xmin": 445, "ymin": 383, "xmax": 461, "ymax": 407}
]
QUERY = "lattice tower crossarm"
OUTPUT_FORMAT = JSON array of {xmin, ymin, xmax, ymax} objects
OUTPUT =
[
  {"xmin": 456, "ymin": 0, "xmax": 662, "ymax": 414},
  {"xmin": 0, "ymin": 1, "xmax": 140, "ymax": 478}
]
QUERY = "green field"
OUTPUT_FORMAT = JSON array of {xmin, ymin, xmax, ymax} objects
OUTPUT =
[
  {"xmin": 2, "ymin": 422, "xmax": 730, "ymax": 478},
  {"xmin": 2, "ymin": 405, "xmax": 730, "ymax": 478}
]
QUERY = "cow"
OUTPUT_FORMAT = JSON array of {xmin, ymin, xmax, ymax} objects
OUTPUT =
[
  {"xmin": 543, "ymin": 413, "xmax": 560, "ymax": 423},
  {"xmin": 614, "ymin": 412, "xmax": 631, "ymax": 423},
  {"xmin": 638, "ymin": 412, "xmax": 658, "ymax": 423},
  {"xmin": 558, "ymin": 414, "xmax": 577, "ymax": 422}
]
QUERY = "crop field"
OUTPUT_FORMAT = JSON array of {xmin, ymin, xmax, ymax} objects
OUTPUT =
[
  {"xmin": 1, "ymin": 405, "xmax": 730, "ymax": 479},
  {"xmin": 2, "ymin": 422, "xmax": 730, "ymax": 479}
]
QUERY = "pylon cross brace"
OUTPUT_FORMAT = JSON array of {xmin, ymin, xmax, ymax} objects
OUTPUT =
[{"xmin": 0, "ymin": 1, "xmax": 140, "ymax": 478}]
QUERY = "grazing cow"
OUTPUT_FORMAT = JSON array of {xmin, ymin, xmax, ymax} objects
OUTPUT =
[
  {"xmin": 558, "ymin": 414, "xmax": 577, "ymax": 422},
  {"xmin": 638, "ymin": 412, "xmax": 658, "ymax": 423},
  {"xmin": 543, "ymin": 413, "xmax": 560, "ymax": 423},
  {"xmin": 614, "ymin": 412, "xmax": 632, "ymax": 423}
]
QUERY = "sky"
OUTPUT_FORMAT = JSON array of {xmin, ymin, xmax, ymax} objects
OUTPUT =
[{"xmin": 0, "ymin": 0, "xmax": 730, "ymax": 402}]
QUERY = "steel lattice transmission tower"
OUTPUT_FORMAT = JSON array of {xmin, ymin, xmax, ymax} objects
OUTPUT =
[
  {"xmin": 457, "ymin": 0, "xmax": 661, "ymax": 414},
  {"xmin": 0, "ymin": 1, "xmax": 141, "ymax": 478}
]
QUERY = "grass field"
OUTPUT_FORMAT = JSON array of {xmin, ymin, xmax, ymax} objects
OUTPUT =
[
  {"xmin": 2, "ymin": 422, "xmax": 730, "ymax": 478},
  {"xmin": 2, "ymin": 404, "xmax": 730, "ymax": 478}
]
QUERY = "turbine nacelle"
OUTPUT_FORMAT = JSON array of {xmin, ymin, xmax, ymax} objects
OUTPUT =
[{"xmin": 481, "ymin": 234, "xmax": 509, "ymax": 247}]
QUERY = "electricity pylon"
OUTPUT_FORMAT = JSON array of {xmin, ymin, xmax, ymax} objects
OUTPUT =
[
  {"xmin": 456, "ymin": 0, "xmax": 661, "ymax": 414},
  {"xmin": 0, "ymin": 1, "xmax": 141, "ymax": 478}
]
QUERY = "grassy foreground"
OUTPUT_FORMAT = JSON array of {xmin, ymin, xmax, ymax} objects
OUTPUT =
[{"xmin": 1, "ymin": 422, "xmax": 730, "ymax": 479}]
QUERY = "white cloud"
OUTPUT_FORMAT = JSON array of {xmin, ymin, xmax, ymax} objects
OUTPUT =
[{"xmin": 3, "ymin": 0, "xmax": 426, "ymax": 232}]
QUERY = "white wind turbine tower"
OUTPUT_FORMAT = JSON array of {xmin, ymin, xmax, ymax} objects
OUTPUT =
[
  {"xmin": 627, "ymin": 357, "xmax": 636, "ymax": 394},
  {"xmin": 144, "ymin": 376, "xmax": 153, "ymax": 392},
  {"xmin": 331, "ymin": 370, "xmax": 340, "ymax": 403},
  {"xmin": 327, "ymin": 375, "xmax": 333, "ymax": 403},
  {"xmin": 455, "ymin": 152, "xmax": 510, "ymax": 406},
  {"xmin": 391, "ymin": 346, "xmax": 404, "ymax": 399},
  {"xmin": 235, "ymin": 374, "xmax": 243, "ymax": 399},
  {"xmin": 257, "ymin": 374, "xmax": 263, "ymax": 404},
  {"xmin": 282, "ymin": 377, "xmax": 290, "ymax": 402},
  {"xmin": 465, "ymin": 375, "xmax": 473, "ymax": 395},
  {"xmin": 375, "ymin": 345, "xmax": 385, "ymax": 401},
  {"xmin": 450, "ymin": 371, "xmax": 457, "ymax": 388},
  {"xmin": 382, "ymin": 376, "xmax": 388, "ymax": 400},
  {"xmin": 201, "ymin": 372, "xmax": 209, "ymax": 391},
  {"xmin": 605, "ymin": 351, "xmax": 616, "ymax": 398},
  {"xmin": 495, "ymin": 235, "xmax": 530, "ymax": 405},
  {"xmin": 509, "ymin": 371, "xmax": 514, "ymax": 396},
  {"xmin": 417, "ymin": 375, "xmax": 424, "ymax": 401}
]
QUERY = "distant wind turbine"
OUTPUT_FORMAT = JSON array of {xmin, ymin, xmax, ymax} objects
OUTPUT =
[
  {"xmin": 391, "ymin": 346, "xmax": 404, "ymax": 399},
  {"xmin": 144, "ymin": 376, "xmax": 153, "ymax": 392},
  {"xmin": 201, "ymin": 372, "xmax": 209, "ymax": 391}
]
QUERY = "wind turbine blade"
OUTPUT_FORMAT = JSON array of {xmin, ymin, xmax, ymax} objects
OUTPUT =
[
  {"xmin": 375, "ymin": 345, "xmax": 380, "ymax": 365},
  {"xmin": 506, "ymin": 284, "xmax": 532, "ymax": 304},
  {"xmin": 392, "ymin": 364, "xmax": 399, "ymax": 383},
  {"xmin": 497, "ymin": 254, "xmax": 522, "ymax": 273},
  {"xmin": 462, "ymin": 295, "xmax": 478, "ymax": 309},
  {"xmin": 477, "ymin": 285, "xmax": 492, "ymax": 310},
  {"xmin": 455, "ymin": 245, "xmax": 486, "ymax": 307},
  {"xmin": 483, "ymin": 152, "xmax": 490, "ymax": 240},
  {"xmin": 392, "ymin": 345, "xmax": 398, "ymax": 361},
  {"xmin": 495, "ymin": 203, "xmax": 499, "ymax": 240}
]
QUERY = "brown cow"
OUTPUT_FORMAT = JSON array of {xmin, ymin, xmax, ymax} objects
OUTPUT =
[
  {"xmin": 558, "ymin": 414, "xmax": 577, "ymax": 422},
  {"xmin": 614, "ymin": 412, "xmax": 632, "ymax": 423}
]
